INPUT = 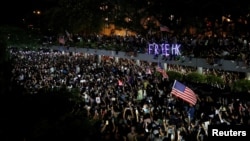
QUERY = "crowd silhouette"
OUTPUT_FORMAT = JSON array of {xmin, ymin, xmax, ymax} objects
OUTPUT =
[{"xmin": 7, "ymin": 48, "xmax": 250, "ymax": 141}]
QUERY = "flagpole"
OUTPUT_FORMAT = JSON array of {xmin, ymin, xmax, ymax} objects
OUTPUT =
[
  {"xmin": 172, "ymin": 80, "xmax": 177, "ymax": 89},
  {"xmin": 161, "ymin": 30, "xmax": 163, "ymax": 40},
  {"xmin": 158, "ymin": 53, "xmax": 159, "ymax": 66},
  {"xmin": 170, "ymin": 80, "xmax": 176, "ymax": 98}
]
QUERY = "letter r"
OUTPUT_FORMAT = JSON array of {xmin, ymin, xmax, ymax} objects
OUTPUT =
[{"xmin": 212, "ymin": 129, "xmax": 218, "ymax": 136}]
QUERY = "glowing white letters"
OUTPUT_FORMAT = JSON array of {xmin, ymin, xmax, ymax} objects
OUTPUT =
[
  {"xmin": 212, "ymin": 129, "xmax": 247, "ymax": 136},
  {"xmin": 148, "ymin": 43, "xmax": 181, "ymax": 56}
]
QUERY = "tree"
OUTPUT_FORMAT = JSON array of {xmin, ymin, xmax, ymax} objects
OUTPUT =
[
  {"xmin": 0, "ymin": 25, "xmax": 42, "ymax": 48},
  {"xmin": 0, "ymin": 30, "xmax": 21, "ymax": 141},
  {"xmin": 231, "ymin": 79, "xmax": 250, "ymax": 93},
  {"xmin": 42, "ymin": 0, "xmax": 103, "ymax": 34}
]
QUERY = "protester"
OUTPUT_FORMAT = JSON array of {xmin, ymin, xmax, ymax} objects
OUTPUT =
[{"xmin": 9, "ymin": 47, "xmax": 250, "ymax": 141}]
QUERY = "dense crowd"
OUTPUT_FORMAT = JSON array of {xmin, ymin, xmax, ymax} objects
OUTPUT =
[
  {"xmin": 56, "ymin": 31, "xmax": 245, "ymax": 67},
  {"xmin": 9, "ymin": 49, "xmax": 250, "ymax": 141}
]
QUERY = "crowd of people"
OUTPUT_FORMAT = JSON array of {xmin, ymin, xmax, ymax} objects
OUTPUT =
[
  {"xmin": 63, "ymin": 31, "xmax": 249, "ymax": 68},
  {"xmin": 9, "ymin": 48, "xmax": 250, "ymax": 141}
]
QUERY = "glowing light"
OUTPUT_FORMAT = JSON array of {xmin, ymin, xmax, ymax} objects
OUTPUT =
[{"xmin": 148, "ymin": 43, "xmax": 181, "ymax": 56}]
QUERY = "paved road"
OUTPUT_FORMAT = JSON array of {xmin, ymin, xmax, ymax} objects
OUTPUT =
[{"xmin": 50, "ymin": 46, "xmax": 250, "ymax": 73}]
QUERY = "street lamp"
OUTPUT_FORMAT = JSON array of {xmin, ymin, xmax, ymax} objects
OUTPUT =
[
  {"xmin": 100, "ymin": 4, "xmax": 109, "ymax": 35},
  {"xmin": 33, "ymin": 10, "xmax": 41, "ymax": 15},
  {"xmin": 125, "ymin": 17, "xmax": 132, "ymax": 36},
  {"xmin": 100, "ymin": 5, "xmax": 108, "ymax": 11},
  {"xmin": 32, "ymin": 10, "xmax": 41, "ymax": 29}
]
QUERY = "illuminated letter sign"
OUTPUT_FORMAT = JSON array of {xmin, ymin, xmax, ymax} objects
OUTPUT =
[{"xmin": 148, "ymin": 43, "xmax": 181, "ymax": 56}]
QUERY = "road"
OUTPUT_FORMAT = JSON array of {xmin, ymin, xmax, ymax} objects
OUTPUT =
[{"xmin": 50, "ymin": 46, "xmax": 250, "ymax": 73}]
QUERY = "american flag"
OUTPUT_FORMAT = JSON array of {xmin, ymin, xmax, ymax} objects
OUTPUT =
[
  {"xmin": 146, "ymin": 67, "xmax": 152, "ymax": 75},
  {"xmin": 156, "ymin": 66, "xmax": 168, "ymax": 79},
  {"xmin": 118, "ymin": 79, "xmax": 123, "ymax": 86},
  {"xmin": 171, "ymin": 80, "xmax": 197, "ymax": 105},
  {"xmin": 58, "ymin": 36, "xmax": 65, "ymax": 45},
  {"xmin": 65, "ymin": 30, "xmax": 73, "ymax": 42},
  {"xmin": 160, "ymin": 25, "xmax": 170, "ymax": 32}
]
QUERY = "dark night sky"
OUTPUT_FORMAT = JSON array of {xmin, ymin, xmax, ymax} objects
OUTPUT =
[
  {"xmin": 0, "ymin": 0, "xmax": 56, "ymax": 25},
  {"xmin": 1, "ymin": 0, "xmax": 249, "ymax": 25},
  {"xmin": 0, "ymin": 0, "xmax": 33, "ymax": 24}
]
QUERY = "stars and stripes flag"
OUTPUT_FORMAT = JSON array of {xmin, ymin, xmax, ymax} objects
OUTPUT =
[
  {"xmin": 118, "ymin": 79, "xmax": 123, "ymax": 86},
  {"xmin": 58, "ymin": 36, "xmax": 65, "ymax": 45},
  {"xmin": 156, "ymin": 66, "xmax": 168, "ymax": 79},
  {"xmin": 65, "ymin": 30, "xmax": 73, "ymax": 42},
  {"xmin": 170, "ymin": 80, "xmax": 197, "ymax": 105},
  {"xmin": 160, "ymin": 25, "xmax": 170, "ymax": 32},
  {"xmin": 146, "ymin": 67, "xmax": 152, "ymax": 75}
]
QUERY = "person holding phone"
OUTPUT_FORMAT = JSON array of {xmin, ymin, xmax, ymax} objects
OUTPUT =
[{"xmin": 100, "ymin": 119, "xmax": 115, "ymax": 141}]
